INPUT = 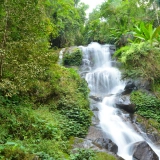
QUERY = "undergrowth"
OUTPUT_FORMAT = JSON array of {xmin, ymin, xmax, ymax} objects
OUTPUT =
[
  {"xmin": 0, "ymin": 64, "xmax": 92, "ymax": 159},
  {"xmin": 131, "ymin": 90, "xmax": 160, "ymax": 129}
]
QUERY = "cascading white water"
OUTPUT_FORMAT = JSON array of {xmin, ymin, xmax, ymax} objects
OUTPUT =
[{"xmin": 80, "ymin": 42, "xmax": 160, "ymax": 160}]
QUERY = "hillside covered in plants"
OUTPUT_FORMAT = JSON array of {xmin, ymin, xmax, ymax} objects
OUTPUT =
[{"xmin": 0, "ymin": 0, "xmax": 160, "ymax": 159}]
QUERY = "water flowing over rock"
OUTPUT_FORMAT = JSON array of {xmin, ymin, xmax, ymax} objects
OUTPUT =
[
  {"xmin": 80, "ymin": 42, "xmax": 160, "ymax": 160},
  {"xmin": 115, "ymin": 95, "xmax": 135, "ymax": 113},
  {"xmin": 132, "ymin": 141, "xmax": 159, "ymax": 160}
]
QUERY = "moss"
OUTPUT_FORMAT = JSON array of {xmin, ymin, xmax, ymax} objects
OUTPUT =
[
  {"xmin": 148, "ymin": 119, "xmax": 160, "ymax": 132},
  {"xmin": 63, "ymin": 48, "xmax": 83, "ymax": 66},
  {"xmin": 152, "ymin": 81, "xmax": 160, "ymax": 99},
  {"xmin": 95, "ymin": 152, "xmax": 117, "ymax": 160},
  {"xmin": 136, "ymin": 114, "xmax": 160, "ymax": 133}
]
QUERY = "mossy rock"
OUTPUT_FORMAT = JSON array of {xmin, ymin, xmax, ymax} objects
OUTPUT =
[
  {"xmin": 95, "ymin": 152, "xmax": 117, "ymax": 160},
  {"xmin": 136, "ymin": 114, "xmax": 160, "ymax": 144},
  {"xmin": 63, "ymin": 47, "xmax": 83, "ymax": 66}
]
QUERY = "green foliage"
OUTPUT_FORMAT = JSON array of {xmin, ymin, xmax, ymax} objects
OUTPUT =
[
  {"xmin": 70, "ymin": 148, "xmax": 95, "ymax": 160},
  {"xmin": 63, "ymin": 48, "xmax": 83, "ymax": 66},
  {"xmin": 84, "ymin": 0, "xmax": 160, "ymax": 46},
  {"xmin": 60, "ymin": 108, "xmax": 92, "ymax": 138},
  {"xmin": 0, "ymin": 0, "xmax": 53, "ymax": 96},
  {"xmin": 0, "ymin": 0, "xmax": 87, "ymax": 97},
  {"xmin": 46, "ymin": 0, "xmax": 88, "ymax": 47},
  {"xmin": 0, "ymin": 63, "xmax": 91, "ymax": 159},
  {"xmin": 70, "ymin": 149, "xmax": 117, "ymax": 160},
  {"xmin": 0, "ymin": 107, "xmax": 61, "ymax": 141},
  {"xmin": 136, "ymin": 114, "xmax": 160, "ymax": 135},
  {"xmin": 152, "ymin": 80, "xmax": 160, "ymax": 99},
  {"xmin": 0, "ymin": 0, "xmax": 91, "ymax": 159},
  {"xmin": 95, "ymin": 152, "xmax": 117, "ymax": 160},
  {"xmin": 131, "ymin": 90, "xmax": 160, "ymax": 125},
  {"xmin": 0, "ymin": 142, "xmax": 35, "ymax": 160},
  {"xmin": 133, "ymin": 22, "xmax": 160, "ymax": 44},
  {"xmin": 114, "ymin": 41, "xmax": 160, "ymax": 81}
]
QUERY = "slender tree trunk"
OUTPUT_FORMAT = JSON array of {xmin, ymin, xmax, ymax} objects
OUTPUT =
[
  {"xmin": 0, "ymin": 0, "xmax": 8, "ymax": 81},
  {"xmin": 0, "ymin": 53, "xmax": 3, "ymax": 81}
]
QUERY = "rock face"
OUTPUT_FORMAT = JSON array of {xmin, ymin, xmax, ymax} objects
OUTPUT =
[
  {"xmin": 123, "ymin": 79, "xmax": 151, "ymax": 92},
  {"xmin": 109, "ymin": 45, "xmax": 116, "ymax": 56},
  {"xmin": 115, "ymin": 95, "xmax": 135, "ymax": 113},
  {"xmin": 122, "ymin": 81, "xmax": 137, "ymax": 95},
  {"xmin": 132, "ymin": 141, "xmax": 159, "ymax": 160},
  {"xmin": 93, "ymin": 138, "xmax": 118, "ymax": 154}
]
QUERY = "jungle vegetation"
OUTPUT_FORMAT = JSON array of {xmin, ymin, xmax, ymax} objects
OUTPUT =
[{"xmin": 0, "ymin": 0, "xmax": 160, "ymax": 159}]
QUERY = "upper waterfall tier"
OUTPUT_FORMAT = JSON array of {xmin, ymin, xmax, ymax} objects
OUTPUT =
[{"xmin": 80, "ymin": 42, "xmax": 124, "ymax": 96}]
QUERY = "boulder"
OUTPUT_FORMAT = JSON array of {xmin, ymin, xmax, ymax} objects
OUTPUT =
[
  {"xmin": 93, "ymin": 138, "xmax": 118, "ymax": 154},
  {"xmin": 134, "ymin": 79, "xmax": 151, "ymax": 91},
  {"xmin": 122, "ymin": 81, "xmax": 137, "ymax": 95},
  {"xmin": 115, "ymin": 95, "xmax": 135, "ymax": 113},
  {"xmin": 109, "ymin": 45, "xmax": 116, "ymax": 56},
  {"xmin": 92, "ymin": 111, "xmax": 100, "ymax": 126},
  {"xmin": 90, "ymin": 104, "xmax": 99, "ymax": 111},
  {"xmin": 86, "ymin": 126, "xmax": 106, "ymax": 141},
  {"xmin": 124, "ymin": 79, "xmax": 151, "ymax": 92},
  {"xmin": 132, "ymin": 141, "xmax": 159, "ymax": 160},
  {"xmin": 89, "ymin": 95, "xmax": 102, "ymax": 102}
]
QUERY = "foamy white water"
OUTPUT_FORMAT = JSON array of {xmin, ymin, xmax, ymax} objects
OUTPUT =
[{"xmin": 80, "ymin": 42, "xmax": 160, "ymax": 160}]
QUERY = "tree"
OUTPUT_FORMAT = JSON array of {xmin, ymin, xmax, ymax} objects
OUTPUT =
[
  {"xmin": 45, "ymin": 0, "xmax": 88, "ymax": 47},
  {"xmin": 0, "ymin": 0, "xmax": 50, "ymax": 96}
]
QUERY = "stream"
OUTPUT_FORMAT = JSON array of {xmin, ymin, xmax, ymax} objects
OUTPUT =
[{"xmin": 79, "ymin": 42, "xmax": 160, "ymax": 160}]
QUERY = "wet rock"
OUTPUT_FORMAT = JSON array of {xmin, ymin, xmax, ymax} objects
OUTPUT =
[
  {"xmin": 117, "ymin": 156, "xmax": 125, "ymax": 160},
  {"xmin": 134, "ymin": 79, "xmax": 151, "ymax": 91},
  {"xmin": 115, "ymin": 95, "xmax": 135, "ymax": 113},
  {"xmin": 147, "ymin": 133, "xmax": 157, "ymax": 143},
  {"xmin": 92, "ymin": 111, "xmax": 100, "ymax": 126},
  {"xmin": 92, "ymin": 116, "xmax": 100, "ymax": 126},
  {"xmin": 132, "ymin": 141, "xmax": 159, "ymax": 160},
  {"xmin": 122, "ymin": 81, "xmax": 137, "ymax": 95},
  {"xmin": 89, "ymin": 95, "xmax": 102, "ymax": 102},
  {"xmin": 90, "ymin": 104, "xmax": 99, "ymax": 111},
  {"xmin": 93, "ymin": 138, "xmax": 118, "ymax": 154},
  {"xmin": 135, "ymin": 115, "xmax": 160, "ymax": 145},
  {"xmin": 124, "ymin": 79, "xmax": 151, "ymax": 92},
  {"xmin": 86, "ymin": 126, "xmax": 106, "ymax": 141},
  {"xmin": 109, "ymin": 45, "xmax": 116, "ymax": 56},
  {"xmin": 111, "ymin": 61, "xmax": 122, "ymax": 68},
  {"xmin": 71, "ymin": 137, "xmax": 99, "ymax": 152}
]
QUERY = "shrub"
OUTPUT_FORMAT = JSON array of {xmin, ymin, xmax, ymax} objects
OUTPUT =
[
  {"xmin": 0, "ymin": 142, "xmax": 35, "ymax": 160},
  {"xmin": 70, "ymin": 149, "xmax": 95, "ymax": 160},
  {"xmin": 60, "ymin": 108, "xmax": 92, "ymax": 138},
  {"xmin": 131, "ymin": 90, "xmax": 160, "ymax": 124},
  {"xmin": 114, "ymin": 41, "xmax": 160, "ymax": 81},
  {"xmin": 63, "ymin": 48, "xmax": 83, "ymax": 66}
]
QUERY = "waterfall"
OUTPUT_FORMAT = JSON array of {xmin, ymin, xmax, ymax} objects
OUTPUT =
[{"xmin": 80, "ymin": 42, "xmax": 160, "ymax": 160}]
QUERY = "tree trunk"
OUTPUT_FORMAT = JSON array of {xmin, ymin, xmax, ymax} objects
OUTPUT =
[{"xmin": 0, "ymin": 0, "xmax": 8, "ymax": 81}]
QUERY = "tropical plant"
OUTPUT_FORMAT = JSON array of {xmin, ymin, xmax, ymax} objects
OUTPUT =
[
  {"xmin": 133, "ymin": 22, "xmax": 160, "ymax": 45},
  {"xmin": 114, "ymin": 41, "xmax": 160, "ymax": 81}
]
